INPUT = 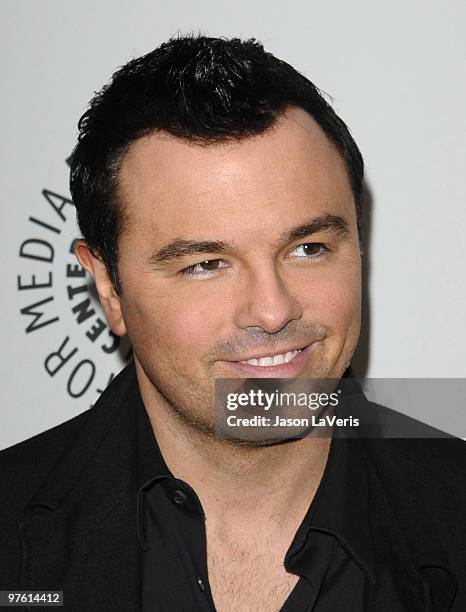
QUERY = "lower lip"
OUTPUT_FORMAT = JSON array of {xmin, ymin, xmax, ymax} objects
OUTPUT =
[{"xmin": 220, "ymin": 342, "xmax": 321, "ymax": 378}]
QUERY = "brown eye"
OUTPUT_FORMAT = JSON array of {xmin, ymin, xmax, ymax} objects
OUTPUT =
[
  {"xmin": 198, "ymin": 259, "xmax": 220, "ymax": 271},
  {"xmin": 290, "ymin": 243, "xmax": 329, "ymax": 258},
  {"xmin": 180, "ymin": 259, "xmax": 228, "ymax": 277},
  {"xmin": 302, "ymin": 243, "xmax": 323, "ymax": 256}
]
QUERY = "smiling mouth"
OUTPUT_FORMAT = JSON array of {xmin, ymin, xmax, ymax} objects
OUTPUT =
[
  {"xmin": 238, "ymin": 348, "xmax": 303, "ymax": 367},
  {"xmin": 224, "ymin": 341, "xmax": 313, "ymax": 368}
]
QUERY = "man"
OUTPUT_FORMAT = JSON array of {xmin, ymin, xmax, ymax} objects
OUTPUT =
[{"xmin": 1, "ymin": 35, "xmax": 465, "ymax": 611}]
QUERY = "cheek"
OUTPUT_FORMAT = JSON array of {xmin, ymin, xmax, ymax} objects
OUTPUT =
[
  {"xmin": 164, "ymin": 302, "xmax": 220, "ymax": 351},
  {"xmin": 301, "ymin": 267, "xmax": 361, "ymax": 326},
  {"xmin": 124, "ymin": 285, "xmax": 224, "ymax": 356}
]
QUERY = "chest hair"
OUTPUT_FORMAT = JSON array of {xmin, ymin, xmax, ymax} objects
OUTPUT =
[{"xmin": 207, "ymin": 536, "xmax": 299, "ymax": 612}]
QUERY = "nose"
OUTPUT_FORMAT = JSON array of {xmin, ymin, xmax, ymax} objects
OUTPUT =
[{"xmin": 233, "ymin": 264, "xmax": 303, "ymax": 333}]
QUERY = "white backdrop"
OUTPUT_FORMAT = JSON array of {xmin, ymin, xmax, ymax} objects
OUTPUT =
[{"xmin": 2, "ymin": 0, "xmax": 465, "ymax": 449}]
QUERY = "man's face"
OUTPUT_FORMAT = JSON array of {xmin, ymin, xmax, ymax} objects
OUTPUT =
[{"xmin": 110, "ymin": 107, "xmax": 361, "ymax": 431}]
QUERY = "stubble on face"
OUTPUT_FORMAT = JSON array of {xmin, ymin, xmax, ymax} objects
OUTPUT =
[{"xmin": 114, "ymin": 107, "xmax": 362, "ymax": 444}]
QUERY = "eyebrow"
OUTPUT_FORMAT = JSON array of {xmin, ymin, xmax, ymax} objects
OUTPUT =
[
  {"xmin": 148, "ymin": 239, "xmax": 236, "ymax": 266},
  {"xmin": 280, "ymin": 213, "xmax": 350, "ymax": 242},
  {"xmin": 148, "ymin": 213, "xmax": 350, "ymax": 267}
]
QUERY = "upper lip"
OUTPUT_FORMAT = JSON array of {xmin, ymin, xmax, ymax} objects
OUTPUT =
[{"xmin": 225, "ymin": 343, "xmax": 312, "ymax": 362}]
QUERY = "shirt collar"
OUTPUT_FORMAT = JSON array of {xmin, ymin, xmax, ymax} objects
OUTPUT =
[
  {"xmin": 133, "ymin": 385, "xmax": 171, "ymax": 492},
  {"xmin": 301, "ymin": 434, "xmax": 376, "ymax": 584},
  {"xmin": 133, "ymin": 387, "xmax": 173, "ymax": 551},
  {"xmin": 302, "ymin": 368, "xmax": 376, "ymax": 584}
]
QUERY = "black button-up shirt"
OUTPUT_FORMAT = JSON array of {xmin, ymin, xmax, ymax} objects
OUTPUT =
[{"xmin": 135, "ymin": 389, "xmax": 376, "ymax": 611}]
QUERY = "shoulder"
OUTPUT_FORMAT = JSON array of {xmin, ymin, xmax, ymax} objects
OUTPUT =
[
  {"xmin": 0, "ymin": 408, "xmax": 92, "ymax": 516},
  {"xmin": 361, "ymin": 400, "xmax": 466, "ymax": 481},
  {"xmin": 0, "ymin": 407, "xmax": 93, "ymax": 585},
  {"xmin": 0, "ymin": 363, "xmax": 137, "ymax": 517},
  {"xmin": 0, "ymin": 363, "xmax": 137, "ymax": 587},
  {"xmin": 363, "ymin": 434, "xmax": 466, "ymax": 485},
  {"xmin": 361, "ymin": 403, "xmax": 466, "ymax": 526}
]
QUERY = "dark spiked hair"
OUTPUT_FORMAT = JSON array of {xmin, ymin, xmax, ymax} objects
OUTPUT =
[{"xmin": 70, "ymin": 34, "xmax": 364, "ymax": 292}]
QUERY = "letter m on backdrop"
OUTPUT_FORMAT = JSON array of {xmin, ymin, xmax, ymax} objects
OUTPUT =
[{"xmin": 21, "ymin": 296, "xmax": 59, "ymax": 333}]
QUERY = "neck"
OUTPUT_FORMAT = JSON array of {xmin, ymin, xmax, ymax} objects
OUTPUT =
[{"xmin": 137, "ymin": 368, "xmax": 331, "ymax": 539}]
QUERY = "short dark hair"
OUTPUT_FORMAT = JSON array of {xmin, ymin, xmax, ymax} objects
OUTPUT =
[{"xmin": 70, "ymin": 34, "xmax": 364, "ymax": 293}]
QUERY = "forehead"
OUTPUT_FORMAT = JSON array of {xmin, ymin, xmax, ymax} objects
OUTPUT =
[{"xmin": 117, "ymin": 107, "xmax": 355, "ymax": 244}]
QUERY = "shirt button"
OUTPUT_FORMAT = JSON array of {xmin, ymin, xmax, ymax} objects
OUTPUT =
[
  {"xmin": 197, "ymin": 576, "xmax": 205, "ymax": 592},
  {"xmin": 172, "ymin": 490, "xmax": 188, "ymax": 505}
]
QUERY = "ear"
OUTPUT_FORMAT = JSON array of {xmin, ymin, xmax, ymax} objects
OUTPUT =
[{"xmin": 74, "ymin": 240, "xmax": 127, "ymax": 337}]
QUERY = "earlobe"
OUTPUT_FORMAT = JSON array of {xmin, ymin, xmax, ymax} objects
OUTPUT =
[{"xmin": 74, "ymin": 240, "xmax": 127, "ymax": 337}]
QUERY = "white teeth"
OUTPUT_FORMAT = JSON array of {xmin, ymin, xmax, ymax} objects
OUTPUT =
[
  {"xmin": 259, "ymin": 356, "xmax": 273, "ymax": 366},
  {"xmin": 240, "ymin": 348, "xmax": 301, "ymax": 366}
]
